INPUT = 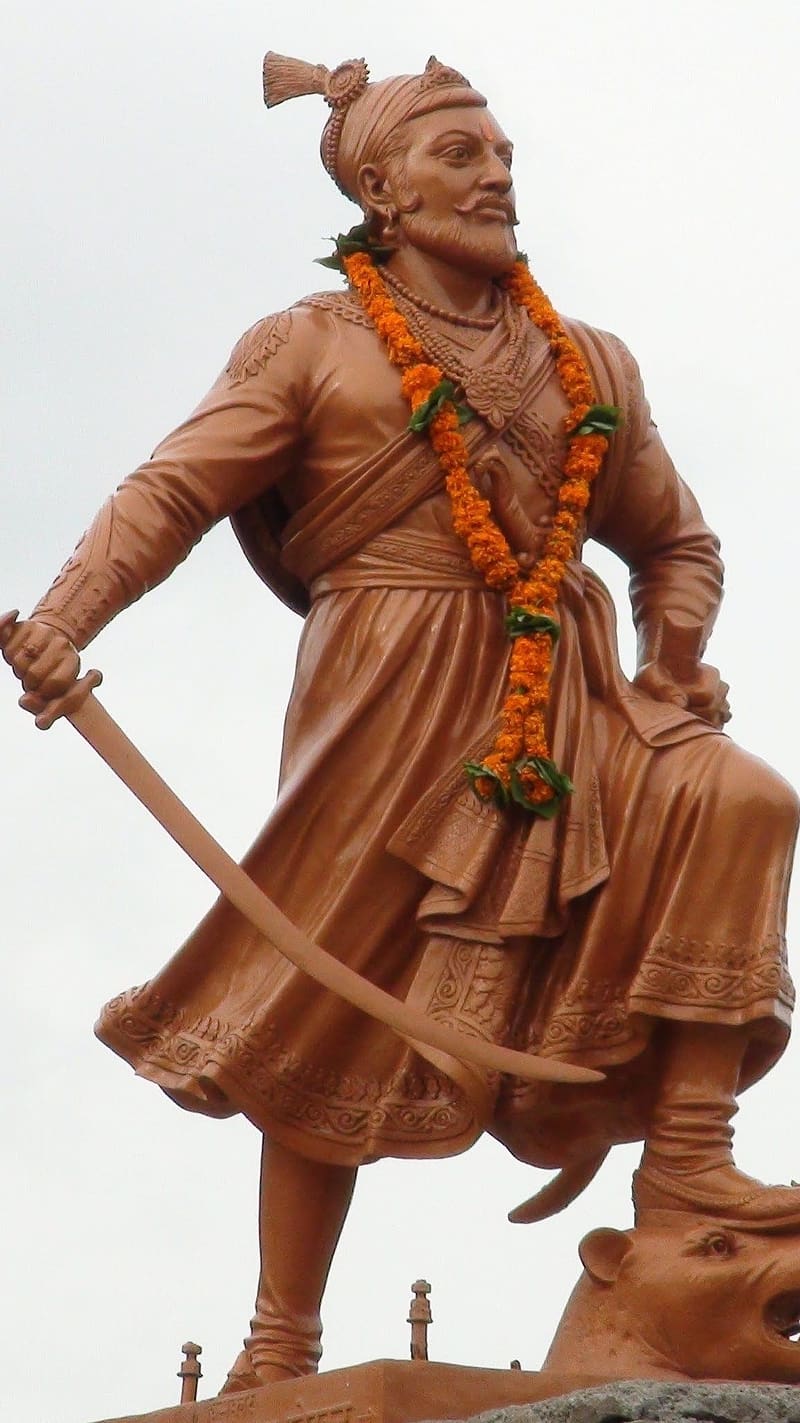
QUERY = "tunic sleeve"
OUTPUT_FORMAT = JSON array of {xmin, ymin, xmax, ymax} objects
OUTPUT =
[
  {"xmin": 589, "ymin": 338, "xmax": 725, "ymax": 671},
  {"xmin": 31, "ymin": 310, "xmax": 306, "ymax": 650}
]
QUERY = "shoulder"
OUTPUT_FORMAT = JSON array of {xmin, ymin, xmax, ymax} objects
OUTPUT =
[
  {"xmin": 560, "ymin": 317, "xmax": 644, "ymax": 410},
  {"xmin": 225, "ymin": 308, "xmax": 296, "ymax": 385},
  {"xmin": 224, "ymin": 289, "xmax": 372, "ymax": 386},
  {"xmin": 292, "ymin": 287, "xmax": 376, "ymax": 330},
  {"xmin": 562, "ymin": 317, "xmax": 640, "ymax": 374}
]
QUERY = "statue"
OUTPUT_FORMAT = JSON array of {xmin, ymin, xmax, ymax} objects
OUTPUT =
[{"xmin": 3, "ymin": 51, "xmax": 800, "ymax": 1396}]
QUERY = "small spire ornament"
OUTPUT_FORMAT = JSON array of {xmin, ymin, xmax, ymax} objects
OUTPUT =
[
  {"xmin": 408, "ymin": 1279, "xmax": 432, "ymax": 1361},
  {"xmin": 177, "ymin": 1341, "xmax": 202, "ymax": 1405}
]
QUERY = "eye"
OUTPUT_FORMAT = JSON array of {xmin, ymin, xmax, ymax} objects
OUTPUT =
[
  {"xmin": 698, "ymin": 1229, "xmax": 738, "ymax": 1258},
  {"xmin": 441, "ymin": 145, "xmax": 472, "ymax": 163}
]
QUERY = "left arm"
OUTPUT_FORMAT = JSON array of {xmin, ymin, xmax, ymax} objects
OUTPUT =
[{"xmin": 591, "ymin": 351, "xmax": 730, "ymax": 727}]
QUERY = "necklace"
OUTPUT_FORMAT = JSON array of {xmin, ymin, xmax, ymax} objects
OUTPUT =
[
  {"xmin": 381, "ymin": 264, "xmax": 501, "ymax": 330},
  {"xmin": 389, "ymin": 285, "xmax": 531, "ymax": 430}
]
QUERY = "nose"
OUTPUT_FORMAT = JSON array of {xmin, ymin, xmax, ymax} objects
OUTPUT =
[{"xmin": 479, "ymin": 152, "xmax": 514, "ymax": 193}]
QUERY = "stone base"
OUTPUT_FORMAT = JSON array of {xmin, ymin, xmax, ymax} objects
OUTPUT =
[
  {"xmin": 92, "ymin": 1364, "xmax": 800, "ymax": 1423},
  {"xmin": 470, "ymin": 1380, "xmax": 800, "ymax": 1423},
  {"xmin": 92, "ymin": 1359, "xmax": 611, "ymax": 1423}
]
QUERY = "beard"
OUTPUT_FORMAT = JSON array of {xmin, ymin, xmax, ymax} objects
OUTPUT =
[{"xmin": 397, "ymin": 205, "xmax": 518, "ymax": 278}]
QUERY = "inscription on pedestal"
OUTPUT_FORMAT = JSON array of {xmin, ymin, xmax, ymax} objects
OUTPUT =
[
  {"xmin": 202, "ymin": 1397, "xmax": 376, "ymax": 1423},
  {"xmin": 287, "ymin": 1405, "xmax": 353, "ymax": 1423},
  {"xmin": 206, "ymin": 1396, "xmax": 258, "ymax": 1421}
]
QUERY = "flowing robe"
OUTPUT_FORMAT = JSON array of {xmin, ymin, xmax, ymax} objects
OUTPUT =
[{"xmin": 33, "ymin": 287, "xmax": 798, "ymax": 1169}]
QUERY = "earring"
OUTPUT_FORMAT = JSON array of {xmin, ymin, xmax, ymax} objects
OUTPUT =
[{"xmin": 382, "ymin": 204, "xmax": 401, "ymax": 245}]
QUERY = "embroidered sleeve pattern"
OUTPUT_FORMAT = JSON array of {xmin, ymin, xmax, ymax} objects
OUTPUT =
[
  {"xmin": 33, "ymin": 500, "xmax": 137, "ymax": 648},
  {"xmin": 225, "ymin": 311, "xmax": 293, "ymax": 384},
  {"xmin": 295, "ymin": 289, "xmax": 376, "ymax": 330}
]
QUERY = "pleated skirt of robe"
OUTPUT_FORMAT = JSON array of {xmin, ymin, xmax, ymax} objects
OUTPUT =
[{"xmin": 96, "ymin": 560, "xmax": 798, "ymax": 1169}]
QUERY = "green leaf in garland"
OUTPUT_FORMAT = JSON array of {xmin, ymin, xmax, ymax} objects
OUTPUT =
[
  {"xmin": 408, "ymin": 379, "xmax": 473, "ymax": 433},
  {"xmin": 465, "ymin": 761, "xmax": 510, "ymax": 808},
  {"xmin": 509, "ymin": 757, "xmax": 575, "ymax": 817},
  {"xmin": 571, "ymin": 403, "xmax": 623, "ymax": 438},
  {"xmin": 504, "ymin": 608, "xmax": 561, "ymax": 642},
  {"xmin": 315, "ymin": 220, "xmax": 395, "ymax": 273}
]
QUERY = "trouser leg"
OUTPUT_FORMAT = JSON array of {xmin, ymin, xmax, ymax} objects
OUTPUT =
[{"xmin": 221, "ymin": 1136, "xmax": 357, "ymax": 1393}]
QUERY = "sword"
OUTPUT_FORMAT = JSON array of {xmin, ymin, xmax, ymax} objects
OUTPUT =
[
  {"xmin": 659, "ymin": 610, "xmax": 704, "ymax": 685},
  {"xmin": 1, "ymin": 610, "xmax": 601, "ymax": 1088}
]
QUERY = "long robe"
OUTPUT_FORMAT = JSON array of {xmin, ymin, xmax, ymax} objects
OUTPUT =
[{"xmin": 33, "ymin": 287, "xmax": 798, "ymax": 1169}]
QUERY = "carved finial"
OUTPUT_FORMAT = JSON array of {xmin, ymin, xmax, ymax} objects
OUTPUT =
[
  {"xmin": 420, "ymin": 56, "xmax": 471, "ymax": 90},
  {"xmin": 178, "ymin": 1341, "xmax": 202, "ymax": 1406},
  {"xmin": 408, "ymin": 1279, "xmax": 432, "ymax": 1361}
]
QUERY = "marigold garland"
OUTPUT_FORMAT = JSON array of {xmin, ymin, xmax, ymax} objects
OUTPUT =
[{"xmin": 343, "ymin": 250, "xmax": 619, "ymax": 815}]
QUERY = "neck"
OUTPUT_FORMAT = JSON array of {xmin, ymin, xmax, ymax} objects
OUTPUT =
[
  {"xmin": 543, "ymin": 1285, "xmax": 685, "ymax": 1381},
  {"xmin": 385, "ymin": 247, "xmax": 499, "ymax": 319}
]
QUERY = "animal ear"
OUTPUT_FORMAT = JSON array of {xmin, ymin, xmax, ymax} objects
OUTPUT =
[{"xmin": 578, "ymin": 1227, "xmax": 633, "ymax": 1284}]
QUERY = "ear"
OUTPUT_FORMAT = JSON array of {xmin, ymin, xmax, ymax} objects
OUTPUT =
[
  {"xmin": 356, "ymin": 163, "xmax": 393, "ymax": 219},
  {"xmin": 578, "ymin": 1227, "xmax": 633, "ymax": 1284}
]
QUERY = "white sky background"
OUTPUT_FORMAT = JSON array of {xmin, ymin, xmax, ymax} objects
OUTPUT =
[{"xmin": 2, "ymin": 2, "xmax": 800, "ymax": 1419}]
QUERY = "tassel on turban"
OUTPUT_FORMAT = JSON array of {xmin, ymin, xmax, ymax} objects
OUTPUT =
[{"xmin": 263, "ymin": 52, "xmax": 487, "ymax": 202}]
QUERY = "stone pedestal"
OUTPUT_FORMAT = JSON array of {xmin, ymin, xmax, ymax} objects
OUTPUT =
[
  {"xmin": 92, "ymin": 1359, "xmax": 610, "ymax": 1423},
  {"xmin": 92, "ymin": 1364, "xmax": 800, "ymax": 1423}
]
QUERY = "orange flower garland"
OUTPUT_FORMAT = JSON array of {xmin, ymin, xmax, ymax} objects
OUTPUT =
[{"xmin": 343, "ymin": 250, "xmax": 618, "ymax": 815}]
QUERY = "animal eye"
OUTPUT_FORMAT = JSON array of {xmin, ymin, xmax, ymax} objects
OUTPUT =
[{"xmin": 702, "ymin": 1230, "xmax": 737, "ymax": 1257}]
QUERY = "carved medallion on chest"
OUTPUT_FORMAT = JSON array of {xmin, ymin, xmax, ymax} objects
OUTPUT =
[{"xmin": 503, "ymin": 406, "xmax": 566, "ymax": 497}]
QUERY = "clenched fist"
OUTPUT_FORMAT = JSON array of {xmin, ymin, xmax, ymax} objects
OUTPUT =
[
  {"xmin": 634, "ymin": 658, "xmax": 731, "ymax": 730},
  {"xmin": 1, "ymin": 616, "xmax": 81, "ymax": 717}
]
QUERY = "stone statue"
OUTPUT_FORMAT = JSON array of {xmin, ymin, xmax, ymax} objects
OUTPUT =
[{"xmin": 3, "ymin": 52, "xmax": 800, "ymax": 1394}]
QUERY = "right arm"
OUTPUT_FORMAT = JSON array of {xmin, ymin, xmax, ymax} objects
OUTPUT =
[{"xmin": 4, "ymin": 309, "xmax": 307, "ymax": 709}]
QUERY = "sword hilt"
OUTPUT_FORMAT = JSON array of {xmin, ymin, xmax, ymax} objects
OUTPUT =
[
  {"xmin": 24, "ymin": 670, "xmax": 104, "ymax": 730},
  {"xmin": 0, "ymin": 608, "xmax": 20, "ymax": 646},
  {"xmin": 659, "ymin": 610, "xmax": 704, "ymax": 684},
  {"xmin": 1, "ymin": 607, "xmax": 102, "ymax": 729}
]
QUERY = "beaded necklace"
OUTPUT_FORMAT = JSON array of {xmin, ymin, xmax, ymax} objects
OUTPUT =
[
  {"xmin": 389, "ymin": 286, "xmax": 530, "ymax": 430},
  {"xmin": 380, "ymin": 264, "xmax": 501, "ymax": 330}
]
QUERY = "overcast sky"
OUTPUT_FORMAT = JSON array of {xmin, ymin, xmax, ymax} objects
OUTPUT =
[{"xmin": 3, "ymin": 3, "xmax": 800, "ymax": 1420}]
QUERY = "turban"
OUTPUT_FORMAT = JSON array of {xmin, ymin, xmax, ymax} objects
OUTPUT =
[{"xmin": 263, "ymin": 53, "xmax": 487, "ymax": 203}]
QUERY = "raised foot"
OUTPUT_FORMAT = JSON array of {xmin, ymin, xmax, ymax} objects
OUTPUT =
[{"xmin": 634, "ymin": 1159, "xmax": 800, "ymax": 1227}]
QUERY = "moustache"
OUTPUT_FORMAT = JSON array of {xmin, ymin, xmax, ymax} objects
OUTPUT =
[{"xmin": 453, "ymin": 197, "xmax": 518, "ymax": 225}]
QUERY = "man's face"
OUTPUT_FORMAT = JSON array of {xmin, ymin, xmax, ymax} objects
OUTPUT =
[{"xmin": 382, "ymin": 105, "xmax": 519, "ymax": 277}]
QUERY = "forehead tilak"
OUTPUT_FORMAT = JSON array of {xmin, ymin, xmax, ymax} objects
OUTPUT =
[{"xmin": 479, "ymin": 114, "xmax": 510, "ymax": 146}]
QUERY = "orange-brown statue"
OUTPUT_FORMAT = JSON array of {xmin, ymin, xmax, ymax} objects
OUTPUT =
[{"xmin": 3, "ymin": 52, "xmax": 800, "ymax": 1392}]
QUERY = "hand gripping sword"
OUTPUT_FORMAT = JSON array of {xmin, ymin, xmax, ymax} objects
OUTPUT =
[{"xmin": 1, "ymin": 611, "xmax": 601, "ymax": 1089}]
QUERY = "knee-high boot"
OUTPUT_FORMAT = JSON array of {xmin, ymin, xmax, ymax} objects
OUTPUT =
[
  {"xmin": 220, "ymin": 1136, "xmax": 357, "ymax": 1394},
  {"xmin": 634, "ymin": 1021, "xmax": 800, "ymax": 1225}
]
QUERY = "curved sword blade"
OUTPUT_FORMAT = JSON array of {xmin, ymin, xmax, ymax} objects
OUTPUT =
[{"xmin": 71, "ymin": 694, "xmax": 603, "ymax": 1088}]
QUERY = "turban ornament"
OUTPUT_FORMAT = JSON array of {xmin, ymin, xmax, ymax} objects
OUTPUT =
[{"xmin": 263, "ymin": 52, "xmax": 487, "ymax": 202}]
